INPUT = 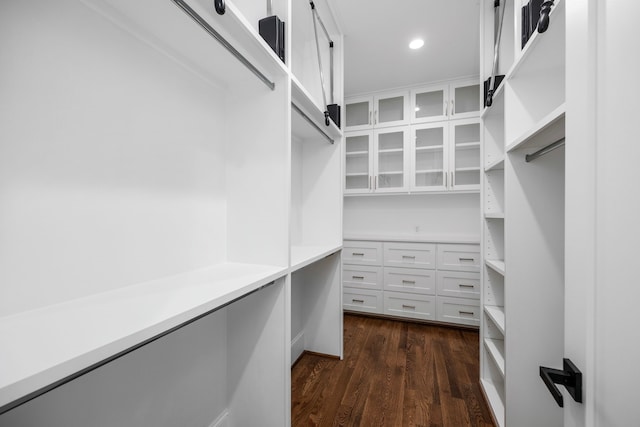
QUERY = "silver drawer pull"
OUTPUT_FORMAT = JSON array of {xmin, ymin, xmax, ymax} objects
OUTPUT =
[
  {"xmin": 459, "ymin": 257, "xmax": 475, "ymax": 262},
  {"xmin": 458, "ymin": 284, "xmax": 475, "ymax": 288},
  {"xmin": 402, "ymin": 280, "xmax": 416, "ymax": 284},
  {"xmin": 402, "ymin": 255, "xmax": 416, "ymax": 259},
  {"xmin": 352, "ymin": 275, "xmax": 365, "ymax": 279},
  {"xmin": 459, "ymin": 310, "xmax": 475, "ymax": 316},
  {"xmin": 402, "ymin": 304, "xmax": 416, "ymax": 309},
  {"xmin": 352, "ymin": 252, "xmax": 365, "ymax": 256},
  {"xmin": 352, "ymin": 299, "xmax": 365, "ymax": 303}
]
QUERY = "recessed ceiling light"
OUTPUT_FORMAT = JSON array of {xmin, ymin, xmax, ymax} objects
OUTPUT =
[{"xmin": 409, "ymin": 38, "xmax": 424, "ymax": 50}]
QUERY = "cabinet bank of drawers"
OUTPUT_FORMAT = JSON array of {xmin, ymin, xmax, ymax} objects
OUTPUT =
[{"xmin": 343, "ymin": 240, "xmax": 480, "ymax": 327}]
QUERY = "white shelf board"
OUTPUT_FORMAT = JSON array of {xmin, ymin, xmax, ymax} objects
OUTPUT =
[
  {"xmin": 484, "ymin": 305, "xmax": 506, "ymax": 335},
  {"xmin": 291, "ymin": 75, "xmax": 342, "ymax": 141},
  {"xmin": 379, "ymin": 171, "xmax": 403, "ymax": 175},
  {"xmin": 0, "ymin": 262, "xmax": 288, "ymax": 409},
  {"xmin": 346, "ymin": 151, "xmax": 368, "ymax": 156},
  {"xmin": 456, "ymin": 142, "xmax": 481, "ymax": 149},
  {"xmin": 484, "ymin": 338, "xmax": 505, "ymax": 377},
  {"xmin": 344, "ymin": 189, "xmax": 480, "ymax": 197},
  {"xmin": 455, "ymin": 167, "xmax": 481, "ymax": 172},
  {"xmin": 485, "ymin": 259, "xmax": 506, "ymax": 276},
  {"xmin": 484, "ymin": 157, "xmax": 505, "ymax": 172},
  {"xmin": 378, "ymin": 148, "xmax": 404, "ymax": 154},
  {"xmin": 480, "ymin": 378, "xmax": 505, "ymax": 427},
  {"xmin": 344, "ymin": 233, "xmax": 480, "ymax": 245},
  {"xmin": 484, "ymin": 212, "xmax": 505, "ymax": 219},
  {"xmin": 290, "ymin": 244, "xmax": 342, "ymax": 272},
  {"xmin": 85, "ymin": 0, "xmax": 288, "ymax": 90},
  {"xmin": 346, "ymin": 172, "xmax": 368, "ymax": 177},
  {"xmin": 506, "ymin": 103, "xmax": 566, "ymax": 153},
  {"xmin": 416, "ymin": 169, "xmax": 444, "ymax": 174},
  {"xmin": 480, "ymin": 81, "xmax": 506, "ymax": 119},
  {"xmin": 415, "ymin": 145, "xmax": 444, "ymax": 152}
]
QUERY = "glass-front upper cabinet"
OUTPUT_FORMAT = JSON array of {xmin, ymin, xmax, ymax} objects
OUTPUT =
[
  {"xmin": 344, "ymin": 131, "xmax": 373, "ymax": 193},
  {"xmin": 411, "ymin": 84, "xmax": 449, "ymax": 124},
  {"xmin": 373, "ymin": 127, "xmax": 409, "ymax": 192},
  {"xmin": 344, "ymin": 96, "xmax": 373, "ymax": 131},
  {"xmin": 411, "ymin": 122, "xmax": 448, "ymax": 191},
  {"xmin": 373, "ymin": 90, "xmax": 410, "ymax": 128},
  {"xmin": 450, "ymin": 118, "xmax": 481, "ymax": 191},
  {"xmin": 450, "ymin": 80, "xmax": 481, "ymax": 120}
]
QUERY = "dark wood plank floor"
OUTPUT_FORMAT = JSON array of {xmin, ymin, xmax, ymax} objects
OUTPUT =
[{"xmin": 292, "ymin": 314, "xmax": 495, "ymax": 427}]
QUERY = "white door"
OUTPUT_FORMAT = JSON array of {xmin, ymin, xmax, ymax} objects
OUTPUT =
[{"xmin": 564, "ymin": 1, "xmax": 640, "ymax": 426}]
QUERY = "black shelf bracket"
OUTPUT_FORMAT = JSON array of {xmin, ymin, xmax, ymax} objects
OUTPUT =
[{"xmin": 540, "ymin": 358, "xmax": 583, "ymax": 407}]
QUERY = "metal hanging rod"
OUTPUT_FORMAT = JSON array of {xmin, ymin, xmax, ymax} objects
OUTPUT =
[
  {"xmin": 525, "ymin": 137, "xmax": 565, "ymax": 162},
  {"xmin": 291, "ymin": 103, "xmax": 334, "ymax": 144},
  {"xmin": 309, "ymin": 1, "xmax": 335, "ymax": 105},
  {"xmin": 172, "ymin": 0, "xmax": 276, "ymax": 91}
]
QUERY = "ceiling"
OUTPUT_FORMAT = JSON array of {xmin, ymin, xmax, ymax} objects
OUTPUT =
[{"xmin": 329, "ymin": 0, "xmax": 481, "ymax": 96}]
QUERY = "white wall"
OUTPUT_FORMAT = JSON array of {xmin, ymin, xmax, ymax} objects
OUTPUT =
[
  {"xmin": 344, "ymin": 193, "xmax": 480, "ymax": 238},
  {"xmin": 0, "ymin": 0, "xmax": 228, "ymax": 316}
]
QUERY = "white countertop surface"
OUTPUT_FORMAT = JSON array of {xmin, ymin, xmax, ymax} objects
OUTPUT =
[
  {"xmin": 343, "ymin": 233, "xmax": 480, "ymax": 244},
  {"xmin": 0, "ymin": 262, "xmax": 288, "ymax": 410}
]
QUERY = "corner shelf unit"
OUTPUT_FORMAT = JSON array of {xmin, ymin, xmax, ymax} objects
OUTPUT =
[
  {"xmin": 0, "ymin": 0, "xmax": 344, "ymax": 425},
  {"xmin": 479, "ymin": 0, "xmax": 566, "ymax": 426}
]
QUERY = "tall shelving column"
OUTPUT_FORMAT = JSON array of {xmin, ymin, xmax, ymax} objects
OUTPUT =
[{"xmin": 480, "ymin": 1, "xmax": 566, "ymax": 426}]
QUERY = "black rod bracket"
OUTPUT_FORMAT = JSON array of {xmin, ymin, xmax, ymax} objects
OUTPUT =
[
  {"xmin": 540, "ymin": 358, "xmax": 583, "ymax": 407},
  {"xmin": 538, "ymin": 1, "xmax": 554, "ymax": 33}
]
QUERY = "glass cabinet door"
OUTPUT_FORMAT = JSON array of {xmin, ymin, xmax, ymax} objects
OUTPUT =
[
  {"xmin": 373, "ymin": 127, "xmax": 408, "ymax": 192},
  {"xmin": 411, "ymin": 123, "xmax": 448, "ymax": 191},
  {"xmin": 451, "ymin": 80, "xmax": 481, "ymax": 119},
  {"xmin": 373, "ymin": 91, "xmax": 409, "ymax": 128},
  {"xmin": 411, "ymin": 84, "xmax": 449, "ymax": 123},
  {"xmin": 344, "ymin": 96, "xmax": 373, "ymax": 131},
  {"xmin": 450, "ymin": 118, "xmax": 481, "ymax": 190},
  {"xmin": 345, "ymin": 131, "xmax": 373, "ymax": 193}
]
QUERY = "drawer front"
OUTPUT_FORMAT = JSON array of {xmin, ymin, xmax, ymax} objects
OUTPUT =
[
  {"xmin": 437, "ymin": 271, "xmax": 480, "ymax": 300},
  {"xmin": 343, "ymin": 266, "xmax": 383, "ymax": 290},
  {"xmin": 344, "ymin": 288, "xmax": 383, "ymax": 314},
  {"xmin": 383, "ymin": 291, "xmax": 435, "ymax": 321},
  {"xmin": 383, "ymin": 242, "xmax": 436, "ymax": 269},
  {"xmin": 343, "ymin": 241, "xmax": 383, "ymax": 266},
  {"xmin": 436, "ymin": 296, "xmax": 480, "ymax": 326},
  {"xmin": 383, "ymin": 267, "xmax": 435, "ymax": 295},
  {"xmin": 436, "ymin": 244, "xmax": 480, "ymax": 272}
]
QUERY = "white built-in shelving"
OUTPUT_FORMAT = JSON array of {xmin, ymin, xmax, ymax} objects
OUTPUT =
[
  {"xmin": 0, "ymin": 0, "xmax": 344, "ymax": 424},
  {"xmin": 480, "ymin": 0, "xmax": 566, "ymax": 426}
]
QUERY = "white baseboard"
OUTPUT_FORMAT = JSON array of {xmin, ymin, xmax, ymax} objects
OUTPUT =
[
  {"xmin": 291, "ymin": 331, "xmax": 305, "ymax": 366},
  {"xmin": 209, "ymin": 410, "xmax": 229, "ymax": 427}
]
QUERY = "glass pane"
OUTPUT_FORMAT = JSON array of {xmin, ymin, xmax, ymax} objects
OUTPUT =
[
  {"xmin": 378, "ymin": 131, "xmax": 403, "ymax": 150},
  {"xmin": 415, "ymin": 127, "xmax": 444, "ymax": 148},
  {"xmin": 378, "ymin": 96, "xmax": 404, "ymax": 123},
  {"xmin": 456, "ymin": 147, "xmax": 480, "ymax": 169},
  {"xmin": 455, "ymin": 123, "xmax": 480, "ymax": 144},
  {"xmin": 346, "ymin": 175, "xmax": 369, "ymax": 190},
  {"xmin": 346, "ymin": 153, "xmax": 369, "ymax": 175},
  {"xmin": 346, "ymin": 134, "xmax": 369, "ymax": 152},
  {"xmin": 415, "ymin": 148, "xmax": 443, "ymax": 172},
  {"xmin": 346, "ymin": 134, "xmax": 369, "ymax": 177},
  {"xmin": 454, "ymin": 85, "xmax": 480, "ymax": 114},
  {"xmin": 415, "ymin": 171, "xmax": 443, "ymax": 187},
  {"xmin": 454, "ymin": 170, "xmax": 480, "ymax": 186},
  {"xmin": 378, "ymin": 173, "xmax": 403, "ymax": 188},
  {"xmin": 346, "ymin": 101, "xmax": 370, "ymax": 127},
  {"xmin": 415, "ymin": 91, "xmax": 444, "ymax": 118}
]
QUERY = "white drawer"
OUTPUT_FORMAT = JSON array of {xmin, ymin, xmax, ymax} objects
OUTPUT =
[
  {"xmin": 436, "ymin": 244, "xmax": 480, "ymax": 272},
  {"xmin": 383, "ymin": 267, "xmax": 435, "ymax": 295},
  {"xmin": 343, "ymin": 241, "xmax": 383, "ymax": 266},
  {"xmin": 383, "ymin": 242, "xmax": 436, "ymax": 269},
  {"xmin": 383, "ymin": 291, "xmax": 435, "ymax": 321},
  {"xmin": 343, "ymin": 266, "xmax": 383, "ymax": 290},
  {"xmin": 437, "ymin": 271, "xmax": 480, "ymax": 300},
  {"xmin": 343, "ymin": 288, "xmax": 383, "ymax": 314},
  {"xmin": 436, "ymin": 296, "xmax": 480, "ymax": 326}
]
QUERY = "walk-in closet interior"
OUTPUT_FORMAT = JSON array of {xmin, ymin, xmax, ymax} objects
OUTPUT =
[{"xmin": 2, "ymin": 0, "xmax": 639, "ymax": 426}]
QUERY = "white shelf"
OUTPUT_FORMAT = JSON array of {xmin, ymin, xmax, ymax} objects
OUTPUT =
[
  {"xmin": 484, "ymin": 212, "xmax": 505, "ymax": 219},
  {"xmin": 480, "ymin": 378, "xmax": 505, "ymax": 427},
  {"xmin": 290, "ymin": 244, "xmax": 342, "ymax": 273},
  {"xmin": 292, "ymin": 75, "xmax": 342, "ymax": 141},
  {"xmin": 378, "ymin": 148, "xmax": 404, "ymax": 154},
  {"xmin": 485, "ymin": 157, "xmax": 505, "ymax": 172},
  {"xmin": 456, "ymin": 142, "xmax": 481, "ymax": 149},
  {"xmin": 484, "ymin": 338, "xmax": 505, "ymax": 377},
  {"xmin": 506, "ymin": 103, "xmax": 566, "ymax": 153},
  {"xmin": 346, "ymin": 151, "xmax": 368, "ymax": 156},
  {"xmin": 346, "ymin": 172, "xmax": 368, "ymax": 177},
  {"xmin": 344, "ymin": 189, "xmax": 480, "ymax": 197},
  {"xmin": 485, "ymin": 259, "xmax": 505, "ymax": 276},
  {"xmin": 0, "ymin": 262, "xmax": 288, "ymax": 409},
  {"xmin": 416, "ymin": 169, "xmax": 444, "ymax": 174},
  {"xmin": 344, "ymin": 233, "xmax": 480, "ymax": 245},
  {"xmin": 455, "ymin": 167, "xmax": 481, "ymax": 172},
  {"xmin": 484, "ymin": 305, "xmax": 506, "ymax": 335},
  {"xmin": 379, "ymin": 171, "xmax": 403, "ymax": 175},
  {"xmin": 415, "ymin": 145, "xmax": 444, "ymax": 152},
  {"xmin": 480, "ymin": 80, "xmax": 506, "ymax": 119}
]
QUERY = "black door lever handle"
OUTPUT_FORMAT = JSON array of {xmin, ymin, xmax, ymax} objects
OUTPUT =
[{"xmin": 540, "ymin": 358, "xmax": 583, "ymax": 407}]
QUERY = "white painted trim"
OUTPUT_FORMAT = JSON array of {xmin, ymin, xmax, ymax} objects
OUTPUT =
[{"xmin": 291, "ymin": 331, "xmax": 305, "ymax": 366}]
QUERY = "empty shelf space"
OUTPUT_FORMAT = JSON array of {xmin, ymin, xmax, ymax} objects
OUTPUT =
[
  {"xmin": 0, "ymin": 262, "xmax": 288, "ymax": 409},
  {"xmin": 290, "ymin": 244, "xmax": 342, "ymax": 272},
  {"xmin": 484, "ymin": 212, "xmax": 505, "ymax": 219},
  {"xmin": 485, "ymin": 259, "xmax": 505, "ymax": 276},
  {"xmin": 506, "ymin": 103, "xmax": 566, "ymax": 153},
  {"xmin": 481, "ymin": 378, "xmax": 505, "ymax": 427},
  {"xmin": 292, "ymin": 76, "xmax": 342, "ymax": 140},
  {"xmin": 484, "ymin": 338, "xmax": 505, "ymax": 377},
  {"xmin": 484, "ymin": 305, "xmax": 506, "ymax": 335},
  {"xmin": 485, "ymin": 157, "xmax": 505, "ymax": 172}
]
